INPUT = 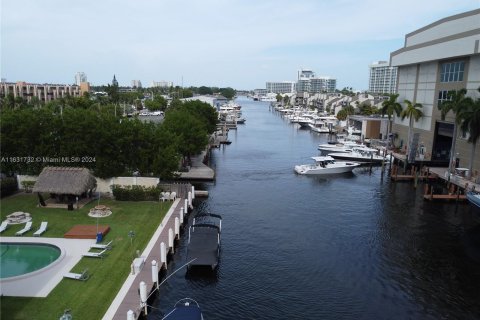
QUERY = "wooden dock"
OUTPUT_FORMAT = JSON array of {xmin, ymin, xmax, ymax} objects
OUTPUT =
[
  {"xmin": 390, "ymin": 165, "xmax": 437, "ymax": 182},
  {"xmin": 102, "ymin": 183, "xmax": 194, "ymax": 320}
]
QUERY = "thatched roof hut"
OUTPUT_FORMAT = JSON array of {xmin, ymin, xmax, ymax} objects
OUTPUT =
[{"xmin": 33, "ymin": 167, "xmax": 97, "ymax": 196}]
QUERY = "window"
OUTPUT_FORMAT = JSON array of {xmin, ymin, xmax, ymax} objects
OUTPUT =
[
  {"xmin": 440, "ymin": 61, "xmax": 465, "ymax": 82},
  {"xmin": 438, "ymin": 90, "xmax": 451, "ymax": 106}
]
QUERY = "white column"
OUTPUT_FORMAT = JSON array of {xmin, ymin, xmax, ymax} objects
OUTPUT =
[
  {"xmin": 175, "ymin": 217, "xmax": 180, "ymax": 239},
  {"xmin": 151, "ymin": 260, "xmax": 159, "ymax": 291},
  {"xmin": 160, "ymin": 242, "xmax": 167, "ymax": 269},
  {"xmin": 168, "ymin": 228, "xmax": 174, "ymax": 254},
  {"xmin": 139, "ymin": 281, "xmax": 147, "ymax": 314},
  {"xmin": 127, "ymin": 310, "xmax": 135, "ymax": 320}
]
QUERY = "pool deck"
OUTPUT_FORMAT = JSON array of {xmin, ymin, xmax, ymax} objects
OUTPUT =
[{"xmin": 0, "ymin": 237, "xmax": 95, "ymax": 297}]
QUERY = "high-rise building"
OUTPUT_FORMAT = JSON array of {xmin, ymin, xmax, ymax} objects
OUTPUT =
[
  {"xmin": 390, "ymin": 8, "xmax": 480, "ymax": 172},
  {"xmin": 151, "ymin": 81, "xmax": 173, "ymax": 88},
  {"xmin": 131, "ymin": 80, "xmax": 142, "ymax": 88},
  {"xmin": 74, "ymin": 72, "xmax": 87, "ymax": 86},
  {"xmin": 368, "ymin": 61, "xmax": 397, "ymax": 94},
  {"xmin": 310, "ymin": 77, "xmax": 337, "ymax": 93},
  {"xmin": 296, "ymin": 69, "xmax": 315, "ymax": 93},
  {"xmin": 266, "ymin": 81, "xmax": 296, "ymax": 93}
]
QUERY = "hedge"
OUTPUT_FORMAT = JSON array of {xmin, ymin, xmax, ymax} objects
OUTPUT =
[{"xmin": 111, "ymin": 185, "xmax": 162, "ymax": 201}]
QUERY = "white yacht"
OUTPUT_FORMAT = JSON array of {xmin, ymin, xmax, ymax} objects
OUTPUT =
[
  {"xmin": 329, "ymin": 147, "xmax": 389, "ymax": 164},
  {"xmin": 294, "ymin": 156, "xmax": 360, "ymax": 175},
  {"xmin": 318, "ymin": 141, "xmax": 370, "ymax": 153}
]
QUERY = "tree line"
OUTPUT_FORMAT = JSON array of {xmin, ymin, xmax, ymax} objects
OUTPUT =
[{"xmin": 0, "ymin": 97, "xmax": 218, "ymax": 179}]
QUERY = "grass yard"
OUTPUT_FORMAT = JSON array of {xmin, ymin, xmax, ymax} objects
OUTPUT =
[{"xmin": 0, "ymin": 193, "xmax": 171, "ymax": 320}]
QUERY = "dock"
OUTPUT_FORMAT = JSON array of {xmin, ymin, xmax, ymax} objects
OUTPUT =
[
  {"xmin": 421, "ymin": 167, "xmax": 479, "ymax": 202},
  {"xmin": 102, "ymin": 183, "xmax": 194, "ymax": 320},
  {"xmin": 177, "ymin": 150, "xmax": 215, "ymax": 181}
]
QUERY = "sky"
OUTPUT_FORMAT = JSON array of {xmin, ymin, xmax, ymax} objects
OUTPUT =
[{"xmin": 1, "ymin": 0, "xmax": 479, "ymax": 91}]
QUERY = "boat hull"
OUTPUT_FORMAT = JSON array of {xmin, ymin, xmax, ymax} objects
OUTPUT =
[
  {"xmin": 328, "ymin": 152, "xmax": 387, "ymax": 164},
  {"xmin": 294, "ymin": 163, "xmax": 359, "ymax": 175},
  {"xmin": 466, "ymin": 192, "xmax": 480, "ymax": 208}
]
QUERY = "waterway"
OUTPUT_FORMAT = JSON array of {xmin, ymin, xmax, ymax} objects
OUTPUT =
[{"xmin": 148, "ymin": 96, "xmax": 480, "ymax": 319}]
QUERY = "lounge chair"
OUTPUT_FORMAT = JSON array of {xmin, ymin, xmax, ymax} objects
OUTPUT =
[
  {"xmin": 0, "ymin": 221, "xmax": 8, "ymax": 233},
  {"xmin": 64, "ymin": 269, "xmax": 89, "ymax": 281},
  {"xmin": 33, "ymin": 221, "xmax": 48, "ymax": 236},
  {"xmin": 170, "ymin": 192, "xmax": 177, "ymax": 201},
  {"xmin": 90, "ymin": 240, "xmax": 113, "ymax": 250},
  {"xmin": 15, "ymin": 221, "xmax": 32, "ymax": 236},
  {"xmin": 82, "ymin": 249, "xmax": 107, "ymax": 259}
]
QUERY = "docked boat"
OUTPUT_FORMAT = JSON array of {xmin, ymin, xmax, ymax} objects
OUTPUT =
[
  {"xmin": 328, "ymin": 147, "xmax": 389, "ymax": 164},
  {"xmin": 466, "ymin": 191, "xmax": 480, "ymax": 208},
  {"xmin": 186, "ymin": 213, "xmax": 222, "ymax": 270},
  {"xmin": 162, "ymin": 298, "xmax": 204, "ymax": 320},
  {"xmin": 294, "ymin": 156, "xmax": 360, "ymax": 175},
  {"xmin": 318, "ymin": 142, "xmax": 370, "ymax": 154}
]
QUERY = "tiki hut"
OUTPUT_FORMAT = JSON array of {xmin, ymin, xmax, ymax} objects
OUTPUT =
[{"xmin": 33, "ymin": 167, "xmax": 97, "ymax": 208}]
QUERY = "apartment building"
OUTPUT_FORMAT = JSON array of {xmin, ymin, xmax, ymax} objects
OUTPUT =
[
  {"xmin": 0, "ymin": 81, "xmax": 89, "ymax": 103},
  {"xmin": 266, "ymin": 81, "xmax": 296, "ymax": 93},
  {"xmin": 368, "ymin": 61, "xmax": 397, "ymax": 94}
]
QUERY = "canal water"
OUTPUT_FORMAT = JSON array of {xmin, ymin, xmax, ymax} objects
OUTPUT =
[{"xmin": 149, "ymin": 97, "xmax": 480, "ymax": 319}]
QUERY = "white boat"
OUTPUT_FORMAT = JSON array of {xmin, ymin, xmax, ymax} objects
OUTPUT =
[
  {"xmin": 329, "ymin": 147, "xmax": 389, "ymax": 164},
  {"xmin": 309, "ymin": 120, "xmax": 333, "ymax": 133},
  {"xmin": 294, "ymin": 156, "xmax": 360, "ymax": 175},
  {"xmin": 318, "ymin": 142, "xmax": 370, "ymax": 153},
  {"xmin": 466, "ymin": 192, "xmax": 480, "ymax": 209}
]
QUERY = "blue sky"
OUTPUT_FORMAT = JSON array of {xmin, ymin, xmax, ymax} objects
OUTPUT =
[{"xmin": 1, "ymin": 0, "xmax": 479, "ymax": 90}]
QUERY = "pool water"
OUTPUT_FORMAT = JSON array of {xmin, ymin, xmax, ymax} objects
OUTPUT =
[{"xmin": 0, "ymin": 243, "xmax": 61, "ymax": 278}]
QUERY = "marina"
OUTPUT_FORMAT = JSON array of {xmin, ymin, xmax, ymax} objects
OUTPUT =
[{"xmin": 147, "ymin": 97, "xmax": 480, "ymax": 319}]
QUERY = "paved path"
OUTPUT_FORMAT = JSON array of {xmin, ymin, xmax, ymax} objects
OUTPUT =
[{"xmin": 103, "ymin": 189, "xmax": 193, "ymax": 320}]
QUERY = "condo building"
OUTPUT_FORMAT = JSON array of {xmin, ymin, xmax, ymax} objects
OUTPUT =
[
  {"xmin": 368, "ymin": 61, "xmax": 397, "ymax": 94},
  {"xmin": 0, "ymin": 81, "xmax": 89, "ymax": 103},
  {"xmin": 310, "ymin": 77, "xmax": 337, "ymax": 93},
  {"xmin": 266, "ymin": 81, "xmax": 296, "ymax": 93},
  {"xmin": 131, "ymin": 80, "xmax": 142, "ymax": 88},
  {"xmin": 390, "ymin": 9, "xmax": 480, "ymax": 172}
]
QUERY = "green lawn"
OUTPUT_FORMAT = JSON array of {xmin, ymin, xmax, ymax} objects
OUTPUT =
[{"xmin": 0, "ymin": 193, "xmax": 171, "ymax": 320}]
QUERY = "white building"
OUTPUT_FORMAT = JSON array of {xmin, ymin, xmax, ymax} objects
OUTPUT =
[
  {"xmin": 151, "ymin": 81, "xmax": 173, "ymax": 88},
  {"xmin": 390, "ymin": 9, "xmax": 480, "ymax": 172},
  {"xmin": 131, "ymin": 80, "xmax": 142, "ymax": 88},
  {"xmin": 266, "ymin": 81, "xmax": 296, "ymax": 94},
  {"xmin": 74, "ymin": 72, "xmax": 87, "ymax": 86},
  {"xmin": 296, "ymin": 69, "xmax": 315, "ymax": 93},
  {"xmin": 310, "ymin": 77, "xmax": 337, "ymax": 93},
  {"xmin": 368, "ymin": 61, "xmax": 397, "ymax": 94}
]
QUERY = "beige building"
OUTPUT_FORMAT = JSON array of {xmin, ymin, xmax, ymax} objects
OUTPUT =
[
  {"xmin": 390, "ymin": 9, "xmax": 480, "ymax": 174},
  {"xmin": 1, "ymin": 81, "xmax": 90, "ymax": 103}
]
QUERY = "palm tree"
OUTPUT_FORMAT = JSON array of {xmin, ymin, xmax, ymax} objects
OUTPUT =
[
  {"xmin": 457, "ymin": 92, "xmax": 480, "ymax": 179},
  {"xmin": 400, "ymin": 99, "xmax": 424, "ymax": 155},
  {"xmin": 437, "ymin": 89, "xmax": 469, "ymax": 173},
  {"xmin": 381, "ymin": 93, "xmax": 402, "ymax": 136}
]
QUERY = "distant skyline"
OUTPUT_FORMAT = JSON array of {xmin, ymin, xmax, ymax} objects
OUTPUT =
[{"xmin": 1, "ymin": 1, "xmax": 479, "ymax": 91}]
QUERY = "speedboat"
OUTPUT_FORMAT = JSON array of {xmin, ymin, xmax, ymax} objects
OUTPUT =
[
  {"xmin": 318, "ymin": 142, "xmax": 370, "ymax": 153},
  {"xmin": 162, "ymin": 298, "xmax": 204, "ymax": 320},
  {"xmin": 294, "ymin": 156, "xmax": 360, "ymax": 175},
  {"xmin": 328, "ymin": 147, "xmax": 389, "ymax": 164},
  {"xmin": 466, "ymin": 191, "xmax": 480, "ymax": 208}
]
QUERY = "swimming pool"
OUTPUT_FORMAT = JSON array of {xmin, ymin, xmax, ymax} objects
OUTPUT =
[{"xmin": 0, "ymin": 243, "xmax": 61, "ymax": 279}]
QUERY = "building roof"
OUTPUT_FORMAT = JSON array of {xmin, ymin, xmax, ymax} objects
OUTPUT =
[{"xmin": 33, "ymin": 167, "xmax": 96, "ymax": 195}]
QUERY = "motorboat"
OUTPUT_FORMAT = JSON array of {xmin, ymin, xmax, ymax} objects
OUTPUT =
[
  {"xmin": 186, "ymin": 213, "xmax": 222, "ymax": 270},
  {"xmin": 162, "ymin": 298, "xmax": 204, "ymax": 320},
  {"xmin": 294, "ymin": 156, "xmax": 360, "ymax": 175},
  {"xmin": 318, "ymin": 141, "xmax": 370, "ymax": 153},
  {"xmin": 466, "ymin": 191, "xmax": 480, "ymax": 208},
  {"xmin": 328, "ymin": 147, "xmax": 389, "ymax": 164}
]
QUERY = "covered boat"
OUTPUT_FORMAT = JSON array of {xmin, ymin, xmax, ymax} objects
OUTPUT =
[
  {"xmin": 186, "ymin": 213, "xmax": 222, "ymax": 270},
  {"xmin": 162, "ymin": 298, "xmax": 204, "ymax": 320}
]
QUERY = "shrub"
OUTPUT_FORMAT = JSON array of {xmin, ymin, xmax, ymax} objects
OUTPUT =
[
  {"xmin": 21, "ymin": 180, "xmax": 36, "ymax": 193},
  {"xmin": 111, "ymin": 184, "xmax": 162, "ymax": 201}
]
